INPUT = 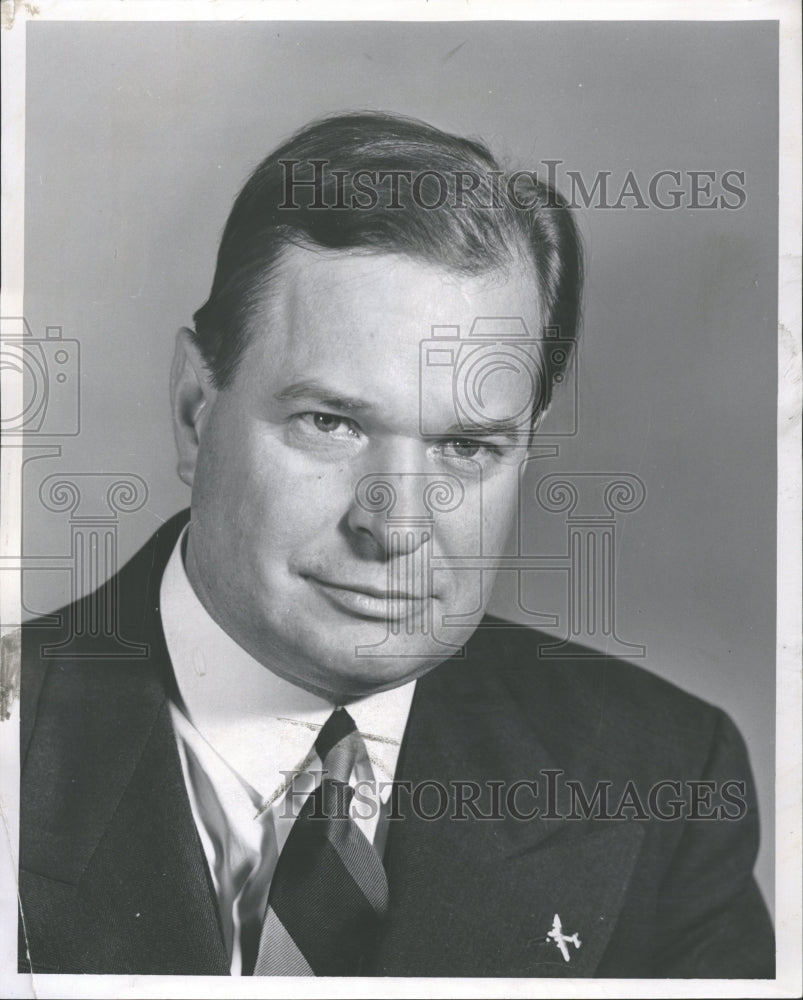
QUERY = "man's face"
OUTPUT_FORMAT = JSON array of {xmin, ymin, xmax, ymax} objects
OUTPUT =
[{"xmin": 177, "ymin": 245, "xmax": 543, "ymax": 700}]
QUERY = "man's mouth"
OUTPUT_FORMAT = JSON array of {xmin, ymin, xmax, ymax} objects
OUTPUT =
[{"xmin": 305, "ymin": 575, "xmax": 433, "ymax": 621}]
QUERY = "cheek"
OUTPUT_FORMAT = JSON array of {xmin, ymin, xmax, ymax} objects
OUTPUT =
[
  {"xmin": 432, "ymin": 472, "xmax": 519, "ymax": 560},
  {"xmin": 196, "ymin": 431, "xmax": 352, "ymax": 557},
  {"xmin": 481, "ymin": 472, "xmax": 520, "ymax": 542}
]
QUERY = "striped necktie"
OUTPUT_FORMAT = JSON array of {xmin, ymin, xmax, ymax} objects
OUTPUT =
[{"xmin": 252, "ymin": 708, "xmax": 390, "ymax": 976}]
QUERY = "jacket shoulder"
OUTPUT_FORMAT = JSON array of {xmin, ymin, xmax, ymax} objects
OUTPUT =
[
  {"xmin": 458, "ymin": 616, "xmax": 738, "ymax": 769},
  {"xmin": 19, "ymin": 509, "xmax": 189, "ymax": 758}
]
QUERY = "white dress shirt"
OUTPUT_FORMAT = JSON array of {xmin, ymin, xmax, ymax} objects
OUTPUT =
[{"xmin": 159, "ymin": 527, "xmax": 417, "ymax": 975}]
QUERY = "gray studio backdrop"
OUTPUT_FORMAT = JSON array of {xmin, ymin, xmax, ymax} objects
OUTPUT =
[{"xmin": 20, "ymin": 20, "xmax": 777, "ymax": 912}]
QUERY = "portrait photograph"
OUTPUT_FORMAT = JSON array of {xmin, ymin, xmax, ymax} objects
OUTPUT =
[{"xmin": 0, "ymin": 1, "xmax": 800, "ymax": 997}]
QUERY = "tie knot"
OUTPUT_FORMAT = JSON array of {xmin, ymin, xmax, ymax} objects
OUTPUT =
[{"xmin": 315, "ymin": 708, "xmax": 359, "ymax": 772}]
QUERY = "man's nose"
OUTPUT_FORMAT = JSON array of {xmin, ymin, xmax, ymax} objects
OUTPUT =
[{"xmin": 345, "ymin": 450, "xmax": 465, "ymax": 557}]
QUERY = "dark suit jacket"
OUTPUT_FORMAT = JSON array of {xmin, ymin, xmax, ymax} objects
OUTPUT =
[{"xmin": 19, "ymin": 510, "xmax": 775, "ymax": 977}]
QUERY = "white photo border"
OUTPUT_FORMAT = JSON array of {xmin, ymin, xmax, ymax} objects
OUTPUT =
[{"xmin": 1, "ymin": 2, "xmax": 800, "ymax": 998}]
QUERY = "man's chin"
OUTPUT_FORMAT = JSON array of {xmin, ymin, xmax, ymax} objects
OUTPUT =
[
  {"xmin": 293, "ymin": 635, "xmax": 462, "ymax": 701},
  {"xmin": 243, "ymin": 598, "xmax": 474, "ymax": 698}
]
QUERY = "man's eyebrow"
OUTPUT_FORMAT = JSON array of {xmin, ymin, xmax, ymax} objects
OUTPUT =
[
  {"xmin": 273, "ymin": 380, "xmax": 375, "ymax": 413},
  {"xmin": 436, "ymin": 419, "xmax": 531, "ymax": 441}
]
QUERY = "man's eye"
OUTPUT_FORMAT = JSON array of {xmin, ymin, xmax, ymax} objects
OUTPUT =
[
  {"xmin": 295, "ymin": 412, "xmax": 361, "ymax": 440},
  {"xmin": 312, "ymin": 413, "xmax": 346, "ymax": 433},
  {"xmin": 441, "ymin": 439, "xmax": 490, "ymax": 460}
]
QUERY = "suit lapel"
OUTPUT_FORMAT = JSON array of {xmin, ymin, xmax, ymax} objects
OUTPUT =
[
  {"xmin": 73, "ymin": 697, "xmax": 230, "ymax": 974},
  {"xmin": 21, "ymin": 663, "xmax": 228, "ymax": 974},
  {"xmin": 370, "ymin": 654, "xmax": 645, "ymax": 977},
  {"xmin": 21, "ymin": 511, "xmax": 228, "ymax": 975}
]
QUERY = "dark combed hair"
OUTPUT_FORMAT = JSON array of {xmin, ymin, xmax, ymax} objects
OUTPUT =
[{"xmin": 192, "ymin": 111, "xmax": 583, "ymax": 405}]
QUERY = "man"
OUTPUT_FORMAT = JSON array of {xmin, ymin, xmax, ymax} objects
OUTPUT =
[{"xmin": 18, "ymin": 112, "xmax": 774, "ymax": 977}]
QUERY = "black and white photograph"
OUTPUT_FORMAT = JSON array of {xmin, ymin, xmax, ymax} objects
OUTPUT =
[{"xmin": 1, "ymin": 1, "xmax": 800, "ymax": 996}]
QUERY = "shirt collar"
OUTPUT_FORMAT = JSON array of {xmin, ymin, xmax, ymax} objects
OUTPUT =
[{"xmin": 159, "ymin": 525, "xmax": 417, "ymax": 802}]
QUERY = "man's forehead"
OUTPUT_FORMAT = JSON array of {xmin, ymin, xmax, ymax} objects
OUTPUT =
[
  {"xmin": 237, "ymin": 246, "xmax": 545, "ymax": 432},
  {"xmin": 251, "ymin": 244, "xmax": 544, "ymax": 350}
]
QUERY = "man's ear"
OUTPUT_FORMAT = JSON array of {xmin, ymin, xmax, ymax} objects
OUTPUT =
[{"xmin": 170, "ymin": 328, "xmax": 216, "ymax": 488}]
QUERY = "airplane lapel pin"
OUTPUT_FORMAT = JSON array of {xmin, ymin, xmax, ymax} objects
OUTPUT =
[{"xmin": 546, "ymin": 913, "xmax": 582, "ymax": 962}]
